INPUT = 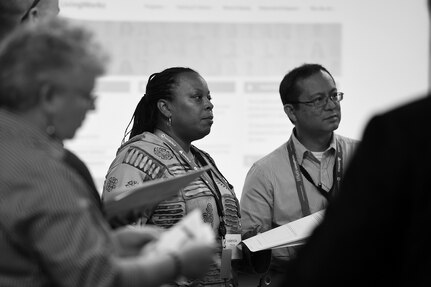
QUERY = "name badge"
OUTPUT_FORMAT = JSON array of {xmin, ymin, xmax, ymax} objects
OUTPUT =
[{"xmin": 224, "ymin": 233, "xmax": 242, "ymax": 260}]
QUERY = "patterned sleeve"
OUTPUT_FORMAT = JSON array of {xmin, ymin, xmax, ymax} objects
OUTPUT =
[{"xmin": 102, "ymin": 145, "xmax": 169, "ymax": 225}]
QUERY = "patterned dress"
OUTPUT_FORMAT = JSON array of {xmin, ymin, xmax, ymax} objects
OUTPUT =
[{"xmin": 103, "ymin": 131, "xmax": 241, "ymax": 287}]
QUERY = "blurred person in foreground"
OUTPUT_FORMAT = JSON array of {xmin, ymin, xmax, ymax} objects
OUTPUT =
[
  {"xmin": 276, "ymin": 1, "xmax": 431, "ymax": 286},
  {"xmin": 0, "ymin": 0, "xmax": 104, "ymax": 212},
  {"xmin": 0, "ymin": 0, "xmax": 59, "ymax": 41},
  {"xmin": 0, "ymin": 17, "xmax": 214, "ymax": 287},
  {"xmin": 102, "ymin": 67, "xmax": 269, "ymax": 286},
  {"xmin": 240, "ymin": 63, "xmax": 359, "ymax": 285}
]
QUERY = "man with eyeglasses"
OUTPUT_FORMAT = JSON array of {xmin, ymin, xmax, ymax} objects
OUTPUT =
[
  {"xmin": 274, "ymin": 1, "xmax": 431, "ymax": 286},
  {"xmin": 240, "ymin": 63, "xmax": 359, "ymax": 286},
  {"xmin": 0, "ymin": 0, "xmax": 59, "ymax": 42}
]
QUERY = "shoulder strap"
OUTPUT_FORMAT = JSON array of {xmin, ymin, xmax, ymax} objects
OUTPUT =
[{"xmin": 63, "ymin": 149, "xmax": 104, "ymax": 214}]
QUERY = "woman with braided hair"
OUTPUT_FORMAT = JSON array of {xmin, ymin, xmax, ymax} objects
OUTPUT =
[{"xmin": 103, "ymin": 67, "xmax": 269, "ymax": 287}]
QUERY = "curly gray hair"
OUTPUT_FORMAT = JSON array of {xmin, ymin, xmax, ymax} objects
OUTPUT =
[{"xmin": 0, "ymin": 17, "xmax": 108, "ymax": 111}]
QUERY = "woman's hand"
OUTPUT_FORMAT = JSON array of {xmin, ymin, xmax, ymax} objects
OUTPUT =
[
  {"xmin": 111, "ymin": 226, "xmax": 162, "ymax": 257},
  {"xmin": 175, "ymin": 240, "xmax": 217, "ymax": 279}
]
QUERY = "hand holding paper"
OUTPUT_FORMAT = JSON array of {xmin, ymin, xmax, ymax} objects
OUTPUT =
[
  {"xmin": 141, "ymin": 209, "xmax": 216, "ymax": 280},
  {"xmin": 147, "ymin": 208, "xmax": 215, "ymax": 253}
]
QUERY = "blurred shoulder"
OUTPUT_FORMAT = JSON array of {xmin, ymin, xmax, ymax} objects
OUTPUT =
[
  {"xmin": 368, "ymin": 95, "xmax": 431, "ymax": 135},
  {"xmin": 381, "ymin": 95, "xmax": 431, "ymax": 122},
  {"xmin": 334, "ymin": 133, "xmax": 360, "ymax": 150},
  {"xmin": 363, "ymin": 95, "xmax": 431, "ymax": 151}
]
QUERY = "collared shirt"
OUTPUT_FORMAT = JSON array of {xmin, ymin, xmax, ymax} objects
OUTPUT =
[
  {"xmin": 0, "ymin": 109, "xmax": 119, "ymax": 287},
  {"xmin": 240, "ymin": 131, "xmax": 359, "ymax": 270},
  {"xmin": 291, "ymin": 132, "xmax": 339, "ymax": 192}
]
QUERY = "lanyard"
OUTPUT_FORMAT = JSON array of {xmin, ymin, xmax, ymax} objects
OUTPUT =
[
  {"xmin": 154, "ymin": 130, "xmax": 227, "ymax": 238},
  {"xmin": 287, "ymin": 138, "xmax": 343, "ymax": 217}
]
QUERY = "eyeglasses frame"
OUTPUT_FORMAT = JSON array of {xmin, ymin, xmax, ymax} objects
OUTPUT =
[{"xmin": 286, "ymin": 91, "xmax": 344, "ymax": 108}]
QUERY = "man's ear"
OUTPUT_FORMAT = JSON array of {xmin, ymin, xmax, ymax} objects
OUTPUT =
[
  {"xmin": 283, "ymin": 104, "xmax": 297, "ymax": 124},
  {"xmin": 156, "ymin": 99, "xmax": 172, "ymax": 119}
]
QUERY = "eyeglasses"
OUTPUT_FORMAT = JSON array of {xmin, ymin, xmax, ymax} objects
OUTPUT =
[
  {"xmin": 53, "ymin": 86, "xmax": 98, "ymax": 106},
  {"xmin": 80, "ymin": 93, "xmax": 98, "ymax": 105},
  {"xmin": 67, "ymin": 91, "xmax": 97, "ymax": 106},
  {"xmin": 21, "ymin": 0, "xmax": 41, "ymax": 22},
  {"xmin": 287, "ymin": 92, "xmax": 344, "ymax": 108}
]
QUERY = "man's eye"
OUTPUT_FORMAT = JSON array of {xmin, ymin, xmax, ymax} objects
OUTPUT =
[{"xmin": 313, "ymin": 96, "xmax": 324, "ymax": 104}]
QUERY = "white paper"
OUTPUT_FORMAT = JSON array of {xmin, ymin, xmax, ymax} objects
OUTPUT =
[
  {"xmin": 242, "ymin": 210, "xmax": 325, "ymax": 252},
  {"xmin": 140, "ymin": 209, "xmax": 215, "ymax": 284},
  {"xmin": 150, "ymin": 209, "xmax": 215, "ymax": 253}
]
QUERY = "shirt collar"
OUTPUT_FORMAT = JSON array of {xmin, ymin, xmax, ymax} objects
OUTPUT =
[{"xmin": 290, "ymin": 128, "xmax": 337, "ymax": 164}]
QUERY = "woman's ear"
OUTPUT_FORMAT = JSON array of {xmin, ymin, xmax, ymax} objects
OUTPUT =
[
  {"xmin": 39, "ymin": 84, "xmax": 60, "ymax": 115},
  {"xmin": 26, "ymin": 8, "xmax": 40, "ymax": 23},
  {"xmin": 283, "ymin": 104, "xmax": 297, "ymax": 124},
  {"xmin": 157, "ymin": 99, "xmax": 171, "ymax": 119}
]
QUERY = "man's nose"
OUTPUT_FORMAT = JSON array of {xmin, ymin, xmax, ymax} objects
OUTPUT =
[{"xmin": 324, "ymin": 96, "xmax": 338, "ymax": 109}]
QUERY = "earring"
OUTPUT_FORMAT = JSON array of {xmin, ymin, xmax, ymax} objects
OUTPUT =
[
  {"xmin": 46, "ymin": 124, "xmax": 56, "ymax": 137},
  {"xmin": 167, "ymin": 116, "xmax": 172, "ymax": 127},
  {"xmin": 46, "ymin": 114, "xmax": 56, "ymax": 137}
]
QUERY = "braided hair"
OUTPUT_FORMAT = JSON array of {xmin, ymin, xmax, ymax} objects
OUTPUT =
[{"xmin": 127, "ymin": 67, "xmax": 197, "ymax": 139}]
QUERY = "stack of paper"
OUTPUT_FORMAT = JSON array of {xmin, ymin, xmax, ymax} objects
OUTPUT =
[{"xmin": 242, "ymin": 210, "xmax": 325, "ymax": 252}]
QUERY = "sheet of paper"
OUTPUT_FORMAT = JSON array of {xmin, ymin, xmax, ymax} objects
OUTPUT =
[
  {"xmin": 242, "ymin": 210, "xmax": 325, "ymax": 252},
  {"xmin": 104, "ymin": 166, "xmax": 211, "ymax": 221}
]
